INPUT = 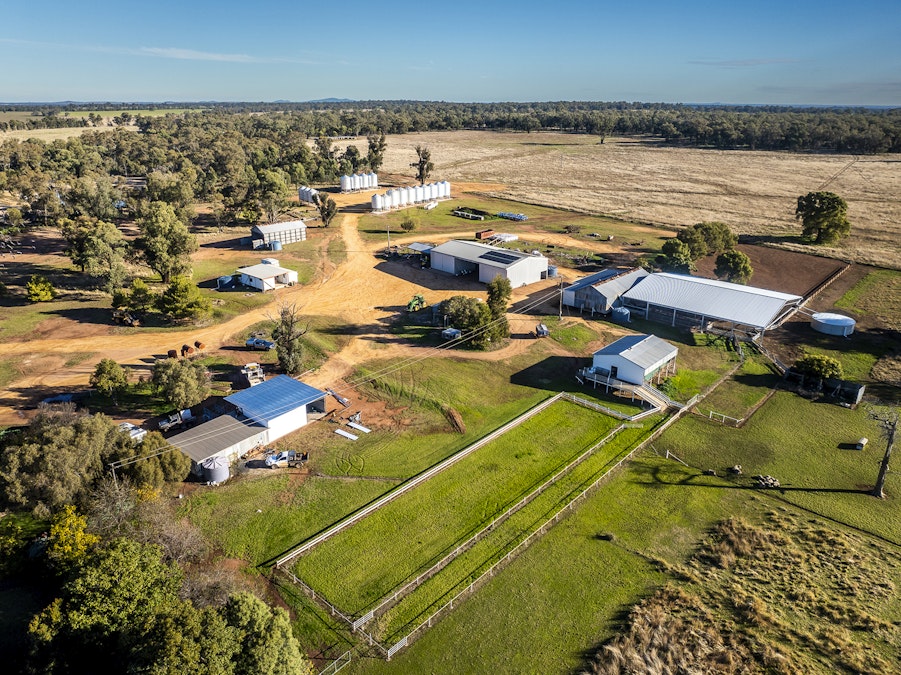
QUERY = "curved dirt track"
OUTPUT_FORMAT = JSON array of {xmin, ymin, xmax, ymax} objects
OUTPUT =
[{"xmin": 0, "ymin": 185, "xmax": 585, "ymax": 425}]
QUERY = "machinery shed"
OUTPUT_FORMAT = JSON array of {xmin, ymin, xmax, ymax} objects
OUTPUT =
[
  {"xmin": 251, "ymin": 220, "xmax": 307, "ymax": 247},
  {"xmin": 428, "ymin": 240, "xmax": 548, "ymax": 287},
  {"xmin": 563, "ymin": 268, "xmax": 649, "ymax": 314},
  {"xmin": 169, "ymin": 415, "xmax": 267, "ymax": 476},
  {"xmin": 225, "ymin": 375, "xmax": 327, "ymax": 444},
  {"xmin": 621, "ymin": 273, "xmax": 802, "ymax": 333}
]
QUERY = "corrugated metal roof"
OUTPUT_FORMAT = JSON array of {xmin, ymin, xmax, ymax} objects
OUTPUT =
[
  {"xmin": 169, "ymin": 415, "xmax": 266, "ymax": 463},
  {"xmin": 238, "ymin": 263, "xmax": 296, "ymax": 278},
  {"xmin": 566, "ymin": 269, "xmax": 623, "ymax": 293},
  {"xmin": 590, "ymin": 268, "xmax": 649, "ymax": 299},
  {"xmin": 594, "ymin": 334, "xmax": 678, "ymax": 370},
  {"xmin": 225, "ymin": 375, "xmax": 326, "ymax": 423},
  {"xmin": 407, "ymin": 242, "xmax": 434, "ymax": 253},
  {"xmin": 252, "ymin": 220, "xmax": 306, "ymax": 235},
  {"xmin": 623, "ymin": 273, "xmax": 802, "ymax": 329},
  {"xmin": 430, "ymin": 240, "xmax": 544, "ymax": 268}
]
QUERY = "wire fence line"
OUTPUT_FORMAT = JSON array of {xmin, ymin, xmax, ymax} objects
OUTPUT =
[
  {"xmin": 317, "ymin": 650, "xmax": 352, "ymax": 675},
  {"xmin": 275, "ymin": 393, "xmax": 565, "ymax": 568},
  {"xmin": 378, "ymin": 416, "xmax": 674, "ymax": 659},
  {"xmin": 350, "ymin": 423, "xmax": 627, "ymax": 630}
]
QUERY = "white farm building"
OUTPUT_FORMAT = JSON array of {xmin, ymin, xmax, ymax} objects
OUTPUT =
[
  {"xmin": 237, "ymin": 261, "xmax": 299, "ymax": 291},
  {"xmin": 169, "ymin": 376, "xmax": 327, "ymax": 475},
  {"xmin": 589, "ymin": 334, "xmax": 678, "ymax": 386},
  {"xmin": 563, "ymin": 268, "xmax": 649, "ymax": 314},
  {"xmin": 251, "ymin": 220, "xmax": 307, "ymax": 248},
  {"xmin": 428, "ymin": 240, "xmax": 549, "ymax": 287},
  {"xmin": 621, "ymin": 273, "xmax": 803, "ymax": 334}
]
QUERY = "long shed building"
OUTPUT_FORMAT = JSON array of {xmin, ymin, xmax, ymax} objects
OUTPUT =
[
  {"xmin": 428, "ymin": 240, "xmax": 548, "ymax": 287},
  {"xmin": 251, "ymin": 220, "xmax": 307, "ymax": 247},
  {"xmin": 621, "ymin": 273, "xmax": 802, "ymax": 334},
  {"xmin": 224, "ymin": 375, "xmax": 327, "ymax": 444}
]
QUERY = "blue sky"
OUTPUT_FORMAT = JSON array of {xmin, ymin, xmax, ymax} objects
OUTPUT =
[{"xmin": 3, "ymin": 0, "xmax": 899, "ymax": 105}]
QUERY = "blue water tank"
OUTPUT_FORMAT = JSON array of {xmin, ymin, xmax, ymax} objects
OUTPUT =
[
  {"xmin": 547, "ymin": 265, "xmax": 558, "ymax": 278},
  {"xmin": 270, "ymin": 240, "xmax": 283, "ymax": 251}
]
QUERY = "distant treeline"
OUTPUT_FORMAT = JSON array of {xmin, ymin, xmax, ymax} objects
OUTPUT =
[{"xmin": 2, "ymin": 101, "xmax": 899, "ymax": 153}]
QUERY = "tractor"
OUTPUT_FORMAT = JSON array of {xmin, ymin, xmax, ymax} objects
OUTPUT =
[{"xmin": 407, "ymin": 294, "xmax": 427, "ymax": 312}]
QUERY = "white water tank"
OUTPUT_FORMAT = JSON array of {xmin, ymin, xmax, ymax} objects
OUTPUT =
[
  {"xmin": 811, "ymin": 312, "xmax": 856, "ymax": 336},
  {"xmin": 200, "ymin": 456, "xmax": 230, "ymax": 484}
]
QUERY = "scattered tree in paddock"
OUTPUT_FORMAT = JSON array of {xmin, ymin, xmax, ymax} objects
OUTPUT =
[
  {"xmin": 151, "ymin": 358, "xmax": 210, "ymax": 409},
  {"xmin": 411, "ymin": 145, "xmax": 434, "ymax": 185},
  {"xmin": 26, "ymin": 274, "xmax": 56, "ymax": 302},
  {"xmin": 866, "ymin": 405, "xmax": 898, "ymax": 499},
  {"xmin": 90, "ymin": 358, "xmax": 130, "ymax": 404},
  {"xmin": 796, "ymin": 191, "xmax": 852, "ymax": 245},
  {"xmin": 134, "ymin": 201, "xmax": 198, "ymax": 282},
  {"xmin": 156, "ymin": 276, "xmax": 211, "ymax": 323},
  {"xmin": 312, "ymin": 191, "xmax": 338, "ymax": 228},
  {"xmin": 367, "ymin": 133, "xmax": 387, "ymax": 171},
  {"xmin": 271, "ymin": 302, "xmax": 308, "ymax": 375},
  {"xmin": 715, "ymin": 249, "xmax": 753, "ymax": 284}
]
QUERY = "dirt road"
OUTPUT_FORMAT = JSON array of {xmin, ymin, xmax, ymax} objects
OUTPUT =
[{"xmin": 0, "ymin": 185, "xmax": 583, "ymax": 425}]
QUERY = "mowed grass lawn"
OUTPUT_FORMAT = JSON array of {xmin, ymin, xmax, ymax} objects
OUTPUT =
[
  {"xmin": 349, "ymin": 454, "xmax": 746, "ymax": 675},
  {"xmin": 293, "ymin": 401, "xmax": 620, "ymax": 614},
  {"xmin": 181, "ymin": 474, "xmax": 397, "ymax": 566},
  {"xmin": 376, "ymin": 421, "xmax": 661, "ymax": 641},
  {"xmin": 658, "ymin": 391, "xmax": 900, "ymax": 543}
]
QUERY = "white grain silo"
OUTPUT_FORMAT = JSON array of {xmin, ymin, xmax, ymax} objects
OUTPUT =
[
  {"xmin": 439, "ymin": 181, "xmax": 450, "ymax": 198},
  {"xmin": 371, "ymin": 194, "xmax": 382, "ymax": 211},
  {"xmin": 424, "ymin": 183, "xmax": 434, "ymax": 200},
  {"xmin": 387, "ymin": 189, "xmax": 397, "ymax": 209},
  {"xmin": 360, "ymin": 172, "xmax": 371, "ymax": 189},
  {"xmin": 340, "ymin": 175, "xmax": 350, "ymax": 193},
  {"xmin": 444, "ymin": 181, "xmax": 452, "ymax": 198},
  {"xmin": 403, "ymin": 187, "xmax": 413, "ymax": 206},
  {"xmin": 353, "ymin": 173, "xmax": 363, "ymax": 191},
  {"xmin": 368, "ymin": 172, "xmax": 378, "ymax": 189}
]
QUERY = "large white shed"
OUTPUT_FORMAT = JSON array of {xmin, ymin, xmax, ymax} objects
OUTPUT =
[
  {"xmin": 563, "ymin": 268, "xmax": 649, "ymax": 314},
  {"xmin": 224, "ymin": 375, "xmax": 327, "ymax": 444},
  {"xmin": 251, "ymin": 220, "xmax": 307, "ymax": 246},
  {"xmin": 428, "ymin": 240, "xmax": 548, "ymax": 287}
]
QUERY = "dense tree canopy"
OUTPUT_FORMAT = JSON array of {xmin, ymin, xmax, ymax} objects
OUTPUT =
[
  {"xmin": 486, "ymin": 276, "xmax": 512, "ymax": 342},
  {"xmin": 135, "ymin": 201, "xmax": 198, "ymax": 282},
  {"xmin": 714, "ymin": 249, "xmax": 753, "ymax": 284},
  {"xmin": 795, "ymin": 191, "xmax": 852, "ymax": 245},
  {"xmin": 794, "ymin": 354, "xmax": 844, "ymax": 382},
  {"xmin": 272, "ymin": 303, "xmax": 308, "ymax": 375},
  {"xmin": 444, "ymin": 295, "xmax": 492, "ymax": 349},
  {"xmin": 89, "ymin": 358, "xmax": 129, "ymax": 403},
  {"xmin": 156, "ymin": 276, "xmax": 212, "ymax": 323},
  {"xmin": 151, "ymin": 358, "xmax": 210, "ymax": 409}
]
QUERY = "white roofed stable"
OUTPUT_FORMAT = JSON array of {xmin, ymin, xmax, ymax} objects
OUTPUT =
[
  {"xmin": 237, "ymin": 262, "xmax": 299, "ymax": 291},
  {"xmin": 563, "ymin": 268, "xmax": 650, "ymax": 314},
  {"xmin": 590, "ymin": 334, "xmax": 678, "ymax": 385},
  {"xmin": 251, "ymin": 220, "xmax": 307, "ymax": 246},
  {"xmin": 428, "ymin": 240, "xmax": 548, "ymax": 287},
  {"xmin": 621, "ymin": 273, "xmax": 802, "ymax": 332},
  {"xmin": 225, "ymin": 375, "xmax": 327, "ymax": 444}
]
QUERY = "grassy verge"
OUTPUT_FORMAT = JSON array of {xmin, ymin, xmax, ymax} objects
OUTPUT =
[
  {"xmin": 694, "ymin": 356, "xmax": 778, "ymax": 420},
  {"xmin": 293, "ymin": 401, "xmax": 620, "ymax": 614},
  {"xmin": 657, "ymin": 391, "xmax": 898, "ymax": 542},
  {"xmin": 181, "ymin": 474, "xmax": 397, "ymax": 566},
  {"xmin": 835, "ymin": 268, "xmax": 901, "ymax": 331}
]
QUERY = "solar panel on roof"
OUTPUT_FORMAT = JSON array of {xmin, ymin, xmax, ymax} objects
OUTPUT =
[{"xmin": 479, "ymin": 250, "xmax": 520, "ymax": 264}]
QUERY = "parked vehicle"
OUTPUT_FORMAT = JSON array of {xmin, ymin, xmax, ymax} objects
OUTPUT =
[
  {"xmin": 158, "ymin": 409, "xmax": 193, "ymax": 432},
  {"xmin": 112, "ymin": 309, "xmax": 141, "ymax": 327},
  {"xmin": 118, "ymin": 422, "xmax": 147, "ymax": 443},
  {"xmin": 265, "ymin": 450, "xmax": 297, "ymax": 468},
  {"xmin": 246, "ymin": 337, "xmax": 276, "ymax": 351}
]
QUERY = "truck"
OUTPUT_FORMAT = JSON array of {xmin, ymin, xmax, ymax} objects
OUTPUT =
[
  {"xmin": 158, "ymin": 409, "xmax": 194, "ymax": 432},
  {"xmin": 246, "ymin": 337, "xmax": 276, "ymax": 351}
]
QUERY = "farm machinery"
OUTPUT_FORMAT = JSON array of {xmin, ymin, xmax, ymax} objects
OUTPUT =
[
  {"xmin": 407, "ymin": 294, "xmax": 427, "ymax": 312},
  {"xmin": 112, "ymin": 309, "xmax": 141, "ymax": 327}
]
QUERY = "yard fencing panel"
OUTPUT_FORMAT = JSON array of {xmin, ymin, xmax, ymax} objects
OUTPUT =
[{"xmin": 318, "ymin": 651, "xmax": 352, "ymax": 675}]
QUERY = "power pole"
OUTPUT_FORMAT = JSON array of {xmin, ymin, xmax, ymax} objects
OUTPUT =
[{"xmin": 868, "ymin": 405, "xmax": 898, "ymax": 499}]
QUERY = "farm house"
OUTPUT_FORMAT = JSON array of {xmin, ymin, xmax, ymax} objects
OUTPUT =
[
  {"xmin": 169, "ymin": 415, "xmax": 268, "ymax": 476},
  {"xmin": 224, "ymin": 375, "xmax": 327, "ymax": 444},
  {"xmin": 563, "ymin": 268, "xmax": 649, "ymax": 314},
  {"xmin": 250, "ymin": 220, "xmax": 307, "ymax": 248},
  {"xmin": 621, "ymin": 273, "xmax": 803, "ymax": 334},
  {"xmin": 588, "ymin": 334, "xmax": 678, "ymax": 386},
  {"xmin": 236, "ymin": 260, "xmax": 299, "ymax": 292},
  {"xmin": 428, "ymin": 240, "xmax": 549, "ymax": 287}
]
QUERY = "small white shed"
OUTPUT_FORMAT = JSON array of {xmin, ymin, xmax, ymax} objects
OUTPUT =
[
  {"xmin": 590, "ymin": 334, "xmax": 678, "ymax": 385},
  {"xmin": 237, "ymin": 263, "xmax": 299, "ymax": 291},
  {"xmin": 251, "ymin": 220, "xmax": 307, "ymax": 246}
]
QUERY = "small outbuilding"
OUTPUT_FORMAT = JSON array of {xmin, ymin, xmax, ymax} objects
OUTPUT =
[
  {"xmin": 225, "ymin": 375, "xmax": 327, "ymax": 444},
  {"xmin": 237, "ymin": 262, "xmax": 299, "ymax": 291},
  {"xmin": 589, "ymin": 334, "xmax": 678, "ymax": 385},
  {"xmin": 428, "ymin": 240, "xmax": 548, "ymax": 287},
  {"xmin": 251, "ymin": 220, "xmax": 307, "ymax": 248},
  {"xmin": 169, "ymin": 415, "xmax": 268, "ymax": 476}
]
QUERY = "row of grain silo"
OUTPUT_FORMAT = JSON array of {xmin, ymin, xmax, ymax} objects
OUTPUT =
[
  {"xmin": 340, "ymin": 172, "xmax": 378, "ymax": 192},
  {"xmin": 298, "ymin": 186, "xmax": 319, "ymax": 203},
  {"xmin": 371, "ymin": 181, "xmax": 451, "ymax": 212}
]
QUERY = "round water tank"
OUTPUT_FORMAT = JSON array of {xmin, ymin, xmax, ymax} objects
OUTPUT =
[
  {"xmin": 201, "ymin": 456, "xmax": 230, "ymax": 484},
  {"xmin": 340, "ymin": 175, "xmax": 350, "ymax": 192},
  {"xmin": 547, "ymin": 265, "xmax": 558, "ymax": 278},
  {"xmin": 811, "ymin": 312, "xmax": 856, "ymax": 337},
  {"xmin": 270, "ymin": 241, "xmax": 283, "ymax": 252}
]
